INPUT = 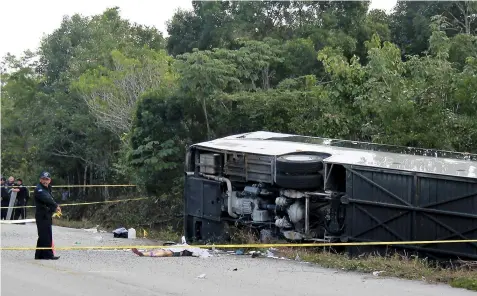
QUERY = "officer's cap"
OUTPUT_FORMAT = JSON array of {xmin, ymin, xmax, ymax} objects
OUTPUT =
[{"xmin": 40, "ymin": 171, "xmax": 51, "ymax": 179}]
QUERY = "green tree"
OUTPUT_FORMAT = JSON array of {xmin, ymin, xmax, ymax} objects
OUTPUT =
[
  {"xmin": 174, "ymin": 49, "xmax": 240, "ymax": 139},
  {"xmin": 72, "ymin": 48, "xmax": 176, "ymax": 138}
]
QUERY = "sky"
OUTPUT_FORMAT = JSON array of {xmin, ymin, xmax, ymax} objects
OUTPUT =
[{"xmin": 0, "ymin": 0, "xmax": 398, "ymax": 59}]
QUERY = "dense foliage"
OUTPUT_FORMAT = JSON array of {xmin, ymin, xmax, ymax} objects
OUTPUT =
[{"xmin": 1, "ymin": 1, "xmax": 477, "ymax": 225}]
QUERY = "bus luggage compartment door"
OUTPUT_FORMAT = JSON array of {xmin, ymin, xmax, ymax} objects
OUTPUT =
[
  {"xmin": 184, "ymin": 176, "xmax": 224, "ymax": 242},
  {"xmin": 185, "ymin": 176, "xmax": 222, "ymax": 220}
]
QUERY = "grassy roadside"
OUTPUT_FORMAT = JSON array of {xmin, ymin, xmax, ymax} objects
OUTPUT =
[
  {"xmin": 277, "ymin": 247, "xmax": 477, "ymax": 291},
  {"xmin": 208, "ymin": 226, "xmax": 477, "ymax": 291}
]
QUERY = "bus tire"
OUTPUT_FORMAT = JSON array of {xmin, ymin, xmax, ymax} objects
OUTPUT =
[{"xmin": 276, "ymin": 154, "xmax": 324, "ymax": 174}]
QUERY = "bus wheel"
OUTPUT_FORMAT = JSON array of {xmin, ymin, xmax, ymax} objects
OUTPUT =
[{"xmin": 276, "ymin": 153, "xmax": 324, "ymax": 174}]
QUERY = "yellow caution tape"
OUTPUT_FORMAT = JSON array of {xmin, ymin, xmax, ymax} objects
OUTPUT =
[
  {"xmin": 52, "ymin": 184, "xmax": 137, "ymax": 188},
  {"xmin": 47, "ymin": 184, "xmax": 136, "ymax": 188},
  {"xmin": 6, "ymin": 184, "xmax": 136, "ymax": 188},
  {"xmin": 58, "ymin": 197, "xmax": 149, "ymax": 207},
  {"xmin": 0, "ymin": 197, "xmax": 150, "ymax": 209},
  {"xmin": 1, "ymin": 239, "xmax": 477, "ymax": 251}
]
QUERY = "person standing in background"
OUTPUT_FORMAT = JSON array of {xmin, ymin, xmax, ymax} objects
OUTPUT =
[
  {"xmin": 7, "ymin": 176, "xmax": 15, "ymax": 186},
  {"xmin": 6, "ymin": 175, "xmax": 20, "ymax": 197},
  {"xmin": 1, "ymin": 177, "xmax": 9, "ymax": 220},
  {"xmin": 4, "ymin": 176, "xmax": 20, "ymax": 220},
  {"xmin": 34, "ymin": 171, "xmax": 61, "ymax": 260},
  {"xmin": 13, "ymin": 178, "xmax": 30, "ymax": 220}
]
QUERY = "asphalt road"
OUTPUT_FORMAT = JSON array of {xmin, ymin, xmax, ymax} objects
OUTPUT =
[{"xmin": 1, "ymin": 223, "xmax": 475, "ymax": 296}]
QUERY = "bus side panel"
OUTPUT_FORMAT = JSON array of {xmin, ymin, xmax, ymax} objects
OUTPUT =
[{"xmin": 344, "ymin": 165, "xmax": 477, "ymax": 260}]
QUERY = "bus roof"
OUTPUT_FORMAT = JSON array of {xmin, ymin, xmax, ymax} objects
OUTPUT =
[{"xmin": 192, "ymin": 131, "xmax": 477, "ymax": 179}]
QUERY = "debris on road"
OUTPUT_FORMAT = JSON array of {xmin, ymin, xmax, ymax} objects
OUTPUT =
[
  {"xmin": 263, "ymin": 249, "xmax": 287, "ymax": 260},
  {"xmin": 83, "ymin": 226, "xmax": 99, "ymax": 233},
  {"xmin": 112, "ymin": 227, "xmax": 128, "ymax": 238},
  {"xmin": 127, "ymin": 227, "xmax": 136, "ymax": 239},
  {"xmin": 163, "ymin": 241, "xmax": 177, "ymax": 246}
]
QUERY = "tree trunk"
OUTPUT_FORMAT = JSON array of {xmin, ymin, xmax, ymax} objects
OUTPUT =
[
  {"xmin": 89, "ymin": 167, "xmax": 94, "ymax": 200},
  {"xmin": 77, "ymin": 169, "xmax": 81, "ymax": 200},
  {"xmin": 262, "ymin": 66, "xmax": 270, "ymax": 90},
  {"xmin": 463, "ymin": 2, "xmax": 470, "ymax": 34},
  {"xmin": 83, "ymin": 165, "xmax": 87, "ymax": 197},
  {"xmin": 103, "ymin": 185, "xmax": 110, "ymax": 201},
  {"xmin": 202, "ymin": 97, "xmax": 211, "ymax": 139}
]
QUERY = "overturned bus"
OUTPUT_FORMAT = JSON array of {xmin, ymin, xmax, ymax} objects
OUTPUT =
[{"xmin": 183, "ymin": 131, "xmax": 477, "ymax": 259}]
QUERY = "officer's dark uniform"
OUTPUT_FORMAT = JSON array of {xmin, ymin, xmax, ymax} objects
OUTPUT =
[
  {"xmin": 1, "ymin": 178, "xmax": 9, "ymax": 220},
  {"xmin": 34, "ymin": 172, "xmax": 59, "ymax": 260},
  {"xmin": 14, "ymin": 179, "xmax": 30, "ymax": 220}
]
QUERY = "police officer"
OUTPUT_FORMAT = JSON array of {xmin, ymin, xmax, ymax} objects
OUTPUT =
[{"xmin": 34, "ymin": 171, "xmax": 61, "ymax": 260}]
